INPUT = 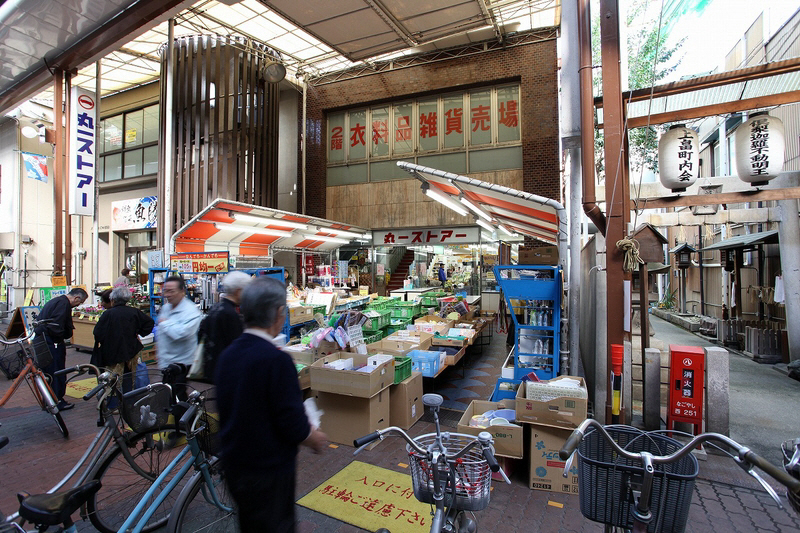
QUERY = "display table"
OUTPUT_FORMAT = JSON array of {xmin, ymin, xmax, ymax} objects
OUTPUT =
[
  {"xmin": 71, "ymin": 316, "xmax": 98, "ymax": 351},
  {"xmin": 389, "ymin": 287, "xmax": 436, "ymax": 301}
]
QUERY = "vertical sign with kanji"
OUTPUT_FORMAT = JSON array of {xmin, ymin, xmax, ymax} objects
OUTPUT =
[
  {"xmin": 667, "ymin": 344, "xmax": 705, "ymax": 435},
  {"xmin": 393, "ymin": 102, "xmax": 413, "ymax": 155},
  {"xmin": 349, "ymin": 109, "xmax": 367, "ymax": 160},
  {"xmin": 69, "ymin": 87, "xmax": 96, "ymax": 215},
  {"xmin": 328, "ymin": 112, "xmax": 345, "ymax": 163},
  {"xmin": 497, "ymin": 85, "xmax": 520, "ymax": 142},
  {"xmin": 418, "ymin": 98, "xmax": 438, "ymax": 152},
  {"xmin": 443, "ymin": 94, "xmax": 464, "ymax": 149},
  {"xmin": 371, "ymin": 106, "xmax": 389, "ymax": 158},
  {"xmin": 470, "ymin": 90, "xmax": 492, "ymax": 146}
]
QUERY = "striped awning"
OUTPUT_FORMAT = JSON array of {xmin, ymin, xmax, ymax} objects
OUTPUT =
[
  {"xmin": 396, "ymin": 162, "xmax": 563, "ymax": 245},
  {"xmin": 171, "ymin": 198, "xmax": 370, "ymax": 256}
]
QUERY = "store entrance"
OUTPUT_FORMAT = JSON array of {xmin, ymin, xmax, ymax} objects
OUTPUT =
[{"xmin": 124, "ymin": 230, "xmax": 156, "ymax": 285}]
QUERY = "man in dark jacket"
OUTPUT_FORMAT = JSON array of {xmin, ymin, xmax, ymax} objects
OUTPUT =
[
  {"xmin": 438, "ymin": 263, "xmax": 447, "ymax": 284},
  {"xmin": 215, "ymin": 277, "xmax": 326, "ymax": 533},
  {"xmin": 35, "ymin": 287, "xmax": 88, "ymax": 410},
  {"xmin": 93, "ymin": 286, "xmax": 155, "ymax": 387}
]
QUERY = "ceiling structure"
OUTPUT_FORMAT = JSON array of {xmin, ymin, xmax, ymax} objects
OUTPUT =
[{"xmin": 0, "ymin": 0, "xmax": 562, "ymax": 113}]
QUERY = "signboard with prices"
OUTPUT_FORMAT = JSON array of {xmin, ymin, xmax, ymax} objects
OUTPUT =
[{"xmin": 170, "ymin": 252, "xmax": 229, "ymax": 274}]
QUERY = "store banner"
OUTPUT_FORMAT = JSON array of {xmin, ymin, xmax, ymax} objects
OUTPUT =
[
  {"xmin": 373, "ymin": 226, "xmax": 480, "ymax": 246},
  {"xmin": 22, "ymin": 152, "xmax": 48, "ymax": 183},
  {"xmin": 68, "ymin": 86, "xmax": 97, "ymax": 216},
  {"xmin": 111, "ymin": 196, "xmax": 157, "ymax": 230},
  {"xmin": 170, "ymin": 252, "xmax": 229, "ymax": 274}
]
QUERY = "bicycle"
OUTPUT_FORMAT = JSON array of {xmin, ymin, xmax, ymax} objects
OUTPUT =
[
  {"xmin": 0, "ymin": 320, "xmax": 68, "ymax": 438},
  {"xmin": 3, "ymin": 363, "xmax": 190, "ymax": 533},
  {"xmin": 558, "ymin": 419, "xmax": 800, "ymax": 533},
  {"xmin": 353, "ymin": 393, "xmax": 511, "ymax": 533}
]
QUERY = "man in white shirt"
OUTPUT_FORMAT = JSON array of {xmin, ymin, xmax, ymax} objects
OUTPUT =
[{"xmin": 156, "ymin": 275, "xmax": 202, "ymax": 400}]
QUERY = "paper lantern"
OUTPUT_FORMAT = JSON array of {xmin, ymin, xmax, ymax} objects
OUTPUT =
[
  {"xmin": 734, "ymin": 113, "xmax": 785, "ymax": 186},
  {"xmin": 658, "ymin": 125, "xmax": 699, "ymax": 192}
]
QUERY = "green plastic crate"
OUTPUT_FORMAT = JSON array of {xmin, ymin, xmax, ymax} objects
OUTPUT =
[
  {"xmin": 386, "ymin": 317, "xmax": 411, "ymax": 335},
  {"xmin": 389, "ymin": 302, "xmax": 420, "ymax": 318},
  {"xmin": 312, "ymin": 305, "xmax": 327, "ymax": 316},
  {"xmin": 364, "ymin": 331, "xmax": 384, "ymax": 344},
  {"xmin": 363, "ymin": 308, "xmax": 391, "ymax": 331},
  {"xmin": 393, "ymin": 356, "xmax": 412, "ymax": 384}
]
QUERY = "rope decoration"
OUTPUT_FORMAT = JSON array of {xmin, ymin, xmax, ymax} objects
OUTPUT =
[{"xmin": 616, "ymin": 237, "xmax": 645, "ymax": 273}]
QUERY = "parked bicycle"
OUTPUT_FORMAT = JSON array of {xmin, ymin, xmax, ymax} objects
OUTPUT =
[
  {"xmin": 0, "ymin": 320, "xmax": 67, "ymax": 437},
  {"xmin": 559, "ymin": 419, "xmax": 800, "ymax": 533},
  {"xmin": 354, "ymin": 393, "xmax": 510, "ymax": 533},
  {"xmin": 3, "ymin": 363, "xmax": 189, "ymax": 533}
]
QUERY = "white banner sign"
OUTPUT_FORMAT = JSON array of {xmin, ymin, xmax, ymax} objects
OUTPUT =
[
  {"xmin": 111, "ymin": 196, "xmax": 158, "ymax": 230},
  {"xmin": 373, "ymin": 226, "xmax": 480, "ymax": 246},
  {"xmin": 68, "ymin": 87, "xmax": 97, "ymax": 215}
]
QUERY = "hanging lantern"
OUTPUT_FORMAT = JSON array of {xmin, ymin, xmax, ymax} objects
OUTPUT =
[
  {"xmin": 658, "ymin": 125, "xmax": 699, "ymax": 192},
  {"xmin": 734, "ymin": 113, "xmax": 785, "ymax": 186}
]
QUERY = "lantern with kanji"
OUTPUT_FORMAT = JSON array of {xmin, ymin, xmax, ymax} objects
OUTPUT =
[
  {"xmin": 658, "ymin": 125, "xmax": 699, "ymax": 192},
  {"xmin": 734, "ymin": 113, "xmax": 785, "ymax": 186}
]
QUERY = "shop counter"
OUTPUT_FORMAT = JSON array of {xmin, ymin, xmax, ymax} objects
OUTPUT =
[{"xmin": 389, "ymin": 287, "xmax": 437, "ymax": 302}]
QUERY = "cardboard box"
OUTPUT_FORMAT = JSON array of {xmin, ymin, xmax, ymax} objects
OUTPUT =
[
  {"xmin": 289, "ymin": 305, "xmax": 314, "ymax": 325},
  {"xmin": 297, "ymin": 365, "xmax": 311, "ymax": 390},
  {"xmin": 315, "ymin": 389, "xmax": 391, "ymax": 447},
  {"xmin": 442, "ymin": 346, "xmax": 465, "ymax": 366},
  {"xmin": 310, "ymin": 352, "xmax": 393, "ymax": 398},
  {"xmin": 368, "ymin": 333, "xmax": 433, "ymax": 356},
  {"xmin": 457, "ymin": 399, "xmax": 523, "ymax": 459},
  {"xmin": 528, "ymin": 424, "xmax": 579, "ymax": 494},
  {"xmin": 389, "ymin": 372, "xmax": 423, "ymax": 429},
  {"xmin": 413, "ymin": 316, "xmax": 455, "ymax": 336},
  {"xmin": 519, "ymin": 246, "xmax": 559, "ymax": 266},
  {"xmin": 383, "ymin": 331, "xmax": 433, "ymax": 348},
  {"xmin": 283, "ymin": 344, "xmax": 317, "ymax": 366},
  {"xmin": 515, "ymin": 376, "xmax": 588, "ymax": 429},
  {"xmin": 431, "ymin": 336, "xmax": 469, "ymax": 348}
]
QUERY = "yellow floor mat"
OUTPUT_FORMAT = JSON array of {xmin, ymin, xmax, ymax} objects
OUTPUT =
[
  {"xmin": 297, "ymin": 460, "xmax": 431, "ymax": 533},
  {"xmin": 65, "ymin": 376, "xmax": 98, "ymax": 399}
]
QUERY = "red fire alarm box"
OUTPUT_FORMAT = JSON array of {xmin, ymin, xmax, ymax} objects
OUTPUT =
[{"xmin": 667, "ymin": 345, "xmax": 705, "ymax": 435}]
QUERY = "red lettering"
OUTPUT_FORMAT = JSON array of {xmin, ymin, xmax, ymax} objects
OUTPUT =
[
  {"xmin": 411, "ymin": 231, "xmax": 423, "ymax": 243},
  {"xmin": 350, "ymin": 123, "xmax": 366, "ymax": 147},
  {"xmin": 445, "ymin": 108, "xmax": 463, "ymax": 135},
  {"xmin": 395, "ymin": 116, "xmax": 411, "ymax": 141},
  {"xmin": 471, "ymin": 105, "xmax": 491, "ymax": 132},
  {"xmin": 330, "ymin": 126, "xmax": 343, "ymax": 151},
  {"xmin": 372, "ymin": 120, "xmax": 388, "ymax": 145},
  {"xmin": 440, "ymin": 230, "xmax": 453, "ymax": 242},
  {"xmin": 419, "ymin": 112, "xmax": 437, "ymax": 138},
  {"xmin": 499, "ymin": 99, "xmax": 518, "ymax": 128}
]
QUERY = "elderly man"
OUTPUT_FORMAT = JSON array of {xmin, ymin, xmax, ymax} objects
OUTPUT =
[
  {"xmin": 35, "ymin": 287, "xmax": 88, "ymax": 410},
  {"xmin": 196, "ymin": 271, "xmax": 251, "ymax": 381},
  {"xmin": 156, "ymin": 275, "xmax": 202, "ymax": 401},
  {"xmin": 93, "ymin": 286, "xmax": 155, "ymax": 387},
  {"xmin": 215, "ymin": 277, "xmax": 327, "ymax": 532}
]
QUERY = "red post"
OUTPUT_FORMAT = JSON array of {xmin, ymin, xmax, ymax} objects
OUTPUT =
[{"xmin": 667, "ymin": 345, "xmax": 705, "ymax": 436}]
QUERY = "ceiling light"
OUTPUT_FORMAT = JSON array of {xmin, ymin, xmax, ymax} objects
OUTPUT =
[
  {"xmin": 423, "ymin": 185, "xmax": 468, "ymax": 216},
  {"xmin": 303, "ymin": 234, "xmax": 349, "ymax": 244},
  {"xmin": 231, "ymin": 213, "xmax": 309, "ymax": 230},
  {"xmin": 481, "ymin": 232, "xmax": 497, "ymax": 242},
  {"xmin": 261, "ymin": 61, "xmax": 287, "ymax": 83},
  {"xmin": 497, "ymin": 224, "xmax": 517, "ymax": 237},
  {"xmin": 460, "ymin": 196, "xmax": 491, "ymax": 220},
  {"xmin": 475, "ymin": 219, "xmax": 495, "ymax": 233},
  {"xmin": 21, "ymin": 125, "xmax": 39, "ymax": 138},
  {"xmin": 214, "ymin": 223, "xmax": 292, "ymax": 238},
  {"xmin": 316, "ymin": 226, "xmax": 365, "ymax": 239}
]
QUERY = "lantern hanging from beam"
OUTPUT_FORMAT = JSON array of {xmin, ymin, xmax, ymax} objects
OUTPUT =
[
  {"xmin": 658, "ymin": 125, "xmax": 699, "ymax": 192},
  {"xmin": 734, "ymin": 113, "xmax": 785, "ymax": 186}
]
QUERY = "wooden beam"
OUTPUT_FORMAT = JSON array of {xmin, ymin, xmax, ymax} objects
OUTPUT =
[{"xmin": 632, "ymin": 187, "xmax": 800, "ymax": 210}]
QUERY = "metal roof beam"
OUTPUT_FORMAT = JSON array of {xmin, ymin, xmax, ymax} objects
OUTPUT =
[{"xmin": 364, "ymin": 0, "xmax": 419, "ymax": 47}]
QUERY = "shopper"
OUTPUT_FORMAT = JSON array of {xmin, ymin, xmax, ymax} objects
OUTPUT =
[
  {"xmin": 215, "ymin": 277, "xmax": 327, "ymax": 533},
  {"xmin": 114, "ymin": 268, "xmax": 131, "ymax": 287},
  {"xmin": 156, "ymin": 275, "xmax": 202, "ymax": 401},
  {"xmin": 438, "ymin": 263, "xmax": 447, "ymax": 285},
  {"xmin": 92, "ymin": 286, "xmax": 155, "ymax": 389},
  {"xmin": 98, "ymin": 288, "xmax": 113, "ymax": 310},
  {"xmin": 35, "ymin": 287, "xmax": 89, "ymax": 410},
  {"xmin": 196, "ymin": 271, "xmax": 251, "ymax": 381}
]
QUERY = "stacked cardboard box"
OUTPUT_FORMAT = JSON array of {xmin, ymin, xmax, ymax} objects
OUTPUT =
[{"xmin": 389, "ymin": 371, "xmax": 423, "ymax": 429}]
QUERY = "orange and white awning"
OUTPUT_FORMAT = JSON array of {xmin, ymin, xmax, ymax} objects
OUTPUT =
[{"xmin": 171, "ymin": 198, "xmax": 370, "ymax": 256}]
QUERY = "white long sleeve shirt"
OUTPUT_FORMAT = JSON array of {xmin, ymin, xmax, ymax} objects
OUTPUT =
[{"xmin": 155, "ymin": 297, "xmax": 203, "ymax": 369}]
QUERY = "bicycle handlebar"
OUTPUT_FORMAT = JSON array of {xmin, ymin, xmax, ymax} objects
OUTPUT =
[
  {"xmin": 353, "ymin": 432, "xmax": 381, "ymax": 448},
  {"xmin": 482, "ymin": 447, "xmax": 500, "ymax": 472},
  {"xmin": 83, "ymin": 383, "xmax": 105, "ymax": 401}
]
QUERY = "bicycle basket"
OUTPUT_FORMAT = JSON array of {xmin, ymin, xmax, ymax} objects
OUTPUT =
[
  {"xmin": 407, "ymin": 433, "xmax": 492, "ymax": 512},
  {"xmin": 577, "ymin": 427, "xmax": 699, "ymax": 533},
  {"xmin": 122, "ymin": 383, "xmax": 173, "ymax": 433},
  {"xmin": 31, "ymin": 336, "xmax": 52, "ymax": 369},
  {"xmin": 196, "ymin": 409, "xmax": 220, "ymax": 457},
  {"xmin": 0, "ymin": 349, "xmax": 24, "ymax": 379},
  {"xmin": 781, "ymin": 438, "xmax": 800, "ymax": 515}
]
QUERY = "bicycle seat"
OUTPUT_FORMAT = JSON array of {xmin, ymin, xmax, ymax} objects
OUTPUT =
[
  {"xmin": 422, "ymin": 393, "xmax": 443, "ymax": 408},
  {"xmin": 17, "ymin": 480, "xmax": 101, "ymax": 526}
]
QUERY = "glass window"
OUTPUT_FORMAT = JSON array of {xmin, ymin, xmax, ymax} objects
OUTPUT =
[
  {"xmin": 497, "ymin": 85, "xmax": 520, "ymax": 143},
  {"xmin": 469, "ymin": 90, "xmax": 492, "ymax": 146},
  {"xmin": 124, "ymin": 149, "xmax": 143, "ymax": 178},
  {"xmin": 327, "ymin": 163, "xmax": 367, "ymax": 185},
  {"xmin": 143, "ymin": 145, "xmax": 158, "ymax": 175},
  {"xmin": 105, "ymin": 153, "xmax": 122, "ymax": 181},
  {"xmin": 418, "ymin": 98, "xmax": 438, "ymax": 152},
  {"xmin": 469, "ymin": 146, "xmax": 523, "ymax": 172},
  {"xmin": 104, "ymin": 116, "xmax": 123, "ymax": 152},
  {"xmin": 348, "ymin": 109, "xmax": 367, "ymax": 160},
  {"xmin": 371, "ymin": 107, "xmax": 389, "ymax": 158},
  {"xmin": 442, "ymin": 94, "xmax": 464, "ymax": 149},
  {"xmin": 713, "ymin": 143, "xmax": 720, "ymax": 176},
  {"xmin": 393, "ymin": 102, "xmax": 413, "ymax": 155},
  {"xmin": 418, "ymin": 152, "xmax": 467, "ymax": 174},
  {"xmin": 370, "ymin": 159, "xmax": 413, "ymax": 181},
  {"xmin": 327, "ymin": 112, "xmax": 345, "ymax": 163},
  {"xmin": 143, "ymin": 104, "xmax": 159, "ymax": 144},
  {"xmin": 125, "ymin": 108, "xmax": 143, "ymax": 147}
]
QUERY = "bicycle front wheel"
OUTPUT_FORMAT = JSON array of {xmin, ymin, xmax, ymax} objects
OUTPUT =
[
  {"xmin": 87, "ymin": 428, "xmax": 190, "ymax": 533},
  {"xmin": 33, "ymin": 373, "xmax": 68, "ymax": 438},
  {"xmin": 168, "ymin": 456, "xmax": 239, "ymax": 532}
]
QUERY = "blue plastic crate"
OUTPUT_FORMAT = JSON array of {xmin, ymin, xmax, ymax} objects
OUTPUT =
[
  {"xmin": 491, "ymin": 378, "xmax": 522, "ymax": 402},
  {"xmin": 408, "ymin": 349, "xmax": 443, "ymax": 378}
]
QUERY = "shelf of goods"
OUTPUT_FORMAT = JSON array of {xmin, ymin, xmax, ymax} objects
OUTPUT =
[
  {"xmin": 493, "ymin": 265, "xmax": 561, "ymax": 380},
  {"xmin": 148, "ymin": 267, "xmax": 172, "ymax": 318}
]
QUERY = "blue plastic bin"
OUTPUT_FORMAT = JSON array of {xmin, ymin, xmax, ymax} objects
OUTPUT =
[{"xmin": 408, "ymin": 349, "xmax": 442, "ymax": 378}]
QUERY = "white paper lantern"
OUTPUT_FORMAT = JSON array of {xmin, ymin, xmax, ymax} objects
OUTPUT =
[
  {"xmin": 658, "ymin": 125, "xmax": 699, "ymax": 192},
  {"xmin": 734, "ymin": 113, "xmax": 785, "ymax": 186}
]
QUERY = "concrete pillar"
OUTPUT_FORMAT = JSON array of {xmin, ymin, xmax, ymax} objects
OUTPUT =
[
  {"xmin": 776, "ymin": 171, "xmax": 800, "ymax": 362},
  {"xmin": 644, "ymin": 347, "xmax": 661, "ymax": 430},
  {"xmin": 595, "ymin": 236, "xmax": 608, "ymax": 424},
  {"xmin": 704, "ymin": 346, "xmax": 730, "ymax": 436}
]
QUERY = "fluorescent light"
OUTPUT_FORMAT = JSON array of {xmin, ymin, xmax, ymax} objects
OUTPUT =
[
  {"xmin": 232, "ymin": 213, "xmax": 308, "ymax": 230},
  {"xmin": 303, "ymin": 234, "xmax": 350, "ymax": 244},
  {"xmin": 315, "ymin": 226, "xmax": 364, "ymax": 239},
  {"xmin": 481, "ymin": 232, "xmax": 497, "ymax": 242},
  {"xmin": 475, "ymin": 219, "xmax": 495, "ymax": 232},
  {"xmin": 214, "ymin": 223, "xmax": 293, "ymax": 238},
  {"xmin": 497, "ymin": 224, "xmax": 517, "ymax": 237},
  {"xmin": 460, "ymin": 197, "xmax": 491, "ymax": 220},
  {"xmin": 424, "ymin": 187, "xmax": 469, "ymax": 216}
]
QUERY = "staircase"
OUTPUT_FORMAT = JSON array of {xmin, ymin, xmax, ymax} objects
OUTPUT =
[{"xmin": 386, "ymin": 249, "xmax": 415, "ymax": 292}]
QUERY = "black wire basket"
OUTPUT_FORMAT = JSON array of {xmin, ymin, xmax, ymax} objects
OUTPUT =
[
  {"xmin": 0, "ymin": 348, "xmax": 23, "ymax": 379},
  {"xmin": 195, "ymin": 409, "xmax": 220, "ymax": 457},
  {"xmin": 122, "ymin": 384, "xmax": 173, "ymax": 434},
  {"xmin": 31, "ymin": 336, "xmax": 53, "ymax": 369},
  {"xmin": 577, "ymin": 427, "xmax": 699, "ymax": 533}
]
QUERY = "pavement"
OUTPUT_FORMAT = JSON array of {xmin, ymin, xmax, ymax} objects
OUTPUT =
[{"xmin": 1, "ymin": 317, "xmax": 799, "ymax": 532}]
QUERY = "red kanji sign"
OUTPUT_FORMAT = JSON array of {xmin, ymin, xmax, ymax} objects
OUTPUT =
[
  {"xmin": 372, "ymin": 120, "xmax": 388, "ymax": 145},
  {"xmin": 350, "ymin": 122, "xmax": 366, "ymax": 147},
  {"xmin": 373, "ymin": 226, "xmax": 479, "ymax": 246},
  {"xmin": 330, "ymin": 126, "xmax": 343, "ymax": 151},
  {"xmin": 471, "ymin": 105, "xmax": 491, "ymax": 132},
  {"xmin": 445, "ymin": 108, "xmax": 463, "ymax": 135},
  {"xmin": 395, "ymin": 115, "xmax": 411, "ymax": 141},
  {"xmin": 499, "ymin": 99, "xmax": 518, "ymax": 128},
  {"xmin": 419, "ymin": 112, "xmax": 437, "ymax": 138}
]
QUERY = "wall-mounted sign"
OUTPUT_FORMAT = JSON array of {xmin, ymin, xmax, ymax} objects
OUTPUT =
[
  {"xmin": 22, "ymin": 152, "xmax": 48, "ymax": 183},
  {"xmin": 68, "ymin": 87, "xmax": 97, "ymax": 216},
  {"xmin": 170, "ymin": 252, "xmax": 229, "ymax": 273},
  {"xmin": 111, "ymin": 196, "xmax": 157, "ymax": 231},
  {"xmin": 373, "ymin": 226, "xmax": 480, "ymax": 246}
]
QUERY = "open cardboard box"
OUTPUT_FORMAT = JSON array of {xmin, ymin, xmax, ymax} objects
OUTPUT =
[
  {"xmin": 515, "ymin": 376, "xmax": 588, "ymax": 428},
  {"xmin": 314, "ymin": 389, "xmax": 390, "ymax": 447},
  {"xmin": 457, "ymin": 399, "xmax": 523, "ymax": 459},
  {"xmin": 310, "ymin": 352, "xmax": 393, "ymax": 398}
]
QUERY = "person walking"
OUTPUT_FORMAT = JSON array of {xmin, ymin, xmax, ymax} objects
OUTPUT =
[
  {"xmin": 196, "ymin": 271, "xmax": 251, "ymax": 381},
  {"xmin": 92, "ymin": 286, "xmax": 155, "ymax": 389},
  {"xmin": 155, "ymin": 275, "xmax": 202, "ymax": 401},
  {"xmin": 438, "ymin": 263, "xmax": 447, "ymax": 285},
  {"xmin": 35, "ymin": 287, "xmax": 88, "ymax": 410},
  {"xmin": 215, "ymin": 277, "xmax": 327, "ymax": 533}
]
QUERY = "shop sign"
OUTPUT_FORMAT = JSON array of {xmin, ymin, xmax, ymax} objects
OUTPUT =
[
  {"xmin": 22, "ymin": 152, "xmax": 48, "ymax": 183},
  {"xmin": 68, "ymin": 86, "xmax": 97, "ymax": 216},
  {"xmin": 373, "ymin": 226, "xmax": 480, "ymax": 246},
  {"xmin": 170, "ymin": 252, "xmax": 229, "ymax": 274},
  {"xmin": 305, "ymin": 255, "xmax": 315, "ymax": 276},
  {"xmin": 111, "ymin": 196, "xmax": 157, "ymax": 231}
]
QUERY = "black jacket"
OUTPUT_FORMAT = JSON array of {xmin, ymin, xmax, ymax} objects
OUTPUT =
[
  {"xmin": 93, "ymin": 303, "xmax": 155, "ymax": 366},
  {"xmin": 198, "ymin": 298, "xmax": 243, "ymax": 378},
  {"xmin": 35, "ymin": 295, "xmax": 73, "ymax": 343}
]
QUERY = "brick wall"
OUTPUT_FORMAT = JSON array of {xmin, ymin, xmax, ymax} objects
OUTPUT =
[{"xmin": 299, "ymin": 39, "xmax": 560, "ymax": 225}]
